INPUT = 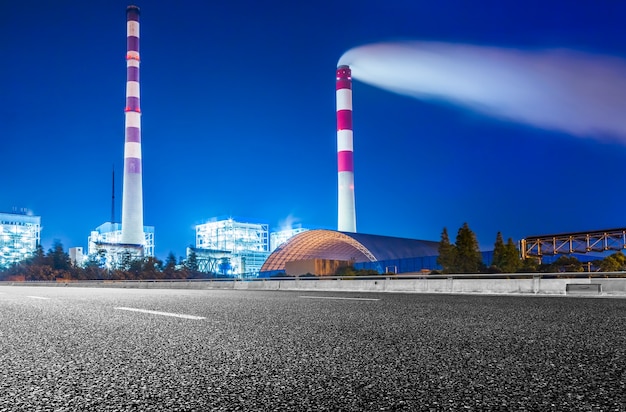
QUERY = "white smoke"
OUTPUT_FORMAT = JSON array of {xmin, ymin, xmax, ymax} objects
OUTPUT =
[
  {"xmin": 339, "ymin": 41, "xmax": 626, "ymax": 140},
  {"xmin": 278, "ymin": 214, "xmax": 299, "ymax": 232}
]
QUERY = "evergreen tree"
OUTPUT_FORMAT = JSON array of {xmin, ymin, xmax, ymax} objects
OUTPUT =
[
  {"xmin": 127, "ymin": 258, "xmax": 144, "ymax": 279},
  {"xmin": 437, "ymin": 227, "xmax": 456, "ymax": 273},
  {"xmin": 501, "ymin": 238, "xmax": 521, "ymax": 273},
  {"xmin": 185, "ymin": 248, "xmax": 199, "ymax": 272},
  {"xmin": 491, "ymin": 232, "xmax": 506, "ymax": 272},
  {"xmin": 454, "ymin": 222, "xmax": 483, "ymax": 273},
  {"xmin": 29, "ymin": 244, "xmax": 47, "ymax": 266},
  {"xmin": 142, "ymin": 256, "xmax": 164, "ymax": 279},
  {"xmin": 519, "ymin": 256, "xmax": 539, "ymax": 273},
  {"xmin": 48, "ymin": 241, "xmax": 71, "ymax": 271},
  {"xmin": 164, "ymin": 252, "xmax": 177, "ymax": 278}
]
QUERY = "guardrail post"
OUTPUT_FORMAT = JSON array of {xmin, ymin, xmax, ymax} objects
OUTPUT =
[{"xmin": 532, "ymin": 275, "xmax": 540, "ymax": 294}]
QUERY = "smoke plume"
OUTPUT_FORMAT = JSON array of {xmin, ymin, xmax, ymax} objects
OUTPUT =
[{"xmin": 339, "ymin": 41, "xmax": 626, "ymax": 140}]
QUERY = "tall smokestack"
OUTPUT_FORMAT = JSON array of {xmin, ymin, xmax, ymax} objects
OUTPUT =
[
  {"xmin": 120, "ymin": 5, "xmax": 144, "ymax": 246},
  {"xmin": 336, "ymin": 65, "xmax": 356, "ymax": 232}
]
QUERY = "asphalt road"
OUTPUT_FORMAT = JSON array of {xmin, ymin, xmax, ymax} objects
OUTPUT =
[{"xmin": 1, "ymin": 286, "xmax": 625, "ymax": 411}]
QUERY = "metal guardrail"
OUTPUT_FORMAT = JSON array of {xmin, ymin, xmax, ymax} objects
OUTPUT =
[{"xmin": 2, "ymin": 271, "xmax": 626, "ymax": 285}]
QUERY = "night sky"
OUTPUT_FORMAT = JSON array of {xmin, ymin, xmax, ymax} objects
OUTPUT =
[{"xmin": 3, "ymin": 0, "xmax": 626, "ymax": 260}]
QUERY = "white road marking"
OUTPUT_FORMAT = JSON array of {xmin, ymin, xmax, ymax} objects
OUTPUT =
[
  {"xmin": 114, "ymin": 307, "xmax": 206, "ymax": 320},
  {"xmin": 26, "ymin": 296, "xmax": 51, "ymax": 300},
  {"xmin": 299, "ymin": 296, "xmax": 380, "ymax": 301}
]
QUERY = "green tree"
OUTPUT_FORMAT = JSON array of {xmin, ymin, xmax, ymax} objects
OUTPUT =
[
  {"xmin": 491, "ymin": 232, "xmax": 506, "ymax": 272},
  {"xmin": 550, "ymin": 256, "xmax": 583, "ymax": 272},
  {"xmin": 454, "ymin": 222, "xmax": 483, "ymax": 273},
  {"xmin": 599, "ymin": 252, "xmax": 626, "ymax": 272},
  {"xmin": 500, "ymin": 237, "xmax": 521, "ymax": 273},
  {"xmin": 437, "ymin": 227, "xmax": 457, "ymax": 273},
  {"xmin": 519, "ymin": 256, "xmax": 539, "ymax": 273},
  {"xmin": 185, "ymin": 248, "xmax": 199, "ymax": 272},
  {"xmin": 47, "ymin": 241, "xmax": 73, "ymax": 279},
  {"xmin": 163, "ymin": 252, "xmax": 177, "ymax": 278},
  {"xmin": 335, "ymin": 265, "xmax": 357, "ymax": 277},
  {"xmin": 141, "ymin": 257, "xmax": 163, "ymax": 279},
  {"xmin": 127, "ymin": 258, "xmax": 144, "ymax": 279},
  {"xmin": 29, "ymin": 244, "xmax": 47, "ymax": 266}
]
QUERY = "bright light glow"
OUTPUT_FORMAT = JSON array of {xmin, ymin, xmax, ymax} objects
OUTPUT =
[
  {"xmin": 0, "ymin": 212, "xmax": 41, "ymax": 268},
  {"xmin": 194, "ymin": 218, "xmax": 270, "ymax": 277}
]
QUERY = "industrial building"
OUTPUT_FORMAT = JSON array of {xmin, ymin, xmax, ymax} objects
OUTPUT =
[
  {"xmin": 0, "ymin": 211, "xmax": 41, "ymax": 269},
  {"xmin": 87, "ymin": 222, "xmax": 155, "ymax": 268},
  {"xmin": 261, "ymin": 229, "xmax": 440, "ymax": 276},
  {"xmin": 270, "ymin": 225, "xmax": 308, "ymax": 251},
  {"xmin": 191, "ymin": 217, "xmax": 270, "ymax": 277}
]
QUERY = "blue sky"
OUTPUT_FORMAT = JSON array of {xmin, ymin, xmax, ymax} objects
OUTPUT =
[{"xmin": 3, "ymin": 0, "xmax": 626, "ymax": 260}]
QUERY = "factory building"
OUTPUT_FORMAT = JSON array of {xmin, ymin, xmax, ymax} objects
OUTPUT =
[
  {"xmin": 87, "ymin": 222, "xmax": 154, "ymax": 268},
  {"xmin": 270, "ymin": 225, "xmax": 309, "ymax": 251},
  {"xmin": 69, "ymin": 247, "xmax": 85, "ymax": 266},
  {"xmin": 261, "ymin": 229, "xmax": 440, "ymax": 276},
  {"xmin": 0, "ymin": 211, "xmax": 41, "ymax": 269},
  {"xmin": 190, "ymin": 217, "xmax": 270, "ymax": 278}
]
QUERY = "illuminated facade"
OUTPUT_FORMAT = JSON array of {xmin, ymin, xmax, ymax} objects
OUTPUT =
[
  {"xmin": 0, "ymin": 211, "xmax": 41, "ymax": 268},
  {"xmin": 270, "ymin": 226, "xmax": 309, "ymax": 251},
  {"xmin": 193, "ymin": 217, "xmax": 270, "ymax": 277},
  {"xmin": 88, "ymin": 222, "xmax": 154, "ymax": 268}
]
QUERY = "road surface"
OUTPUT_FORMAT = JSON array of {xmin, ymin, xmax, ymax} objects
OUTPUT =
[{"xmin": 1, "ymin": 286, "xmax": 625, "ymax": 411}]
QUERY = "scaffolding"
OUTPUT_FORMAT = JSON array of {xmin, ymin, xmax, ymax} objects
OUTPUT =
[
  {"xmin": 196, "ymin": 218, "xmax": 268, "ymax": 252},
  {"xmin": 0, "ymin": 212, "xmax": 41, "ymax": 268},
  {"xmin": 193, "ymin": 217, "xmax": 270, "ymax": 277}
]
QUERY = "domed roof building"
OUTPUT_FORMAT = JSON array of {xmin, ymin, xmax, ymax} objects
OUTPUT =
[{"xmin": 260, "ymin": 229, "xmax": 440, "ymax": 275}]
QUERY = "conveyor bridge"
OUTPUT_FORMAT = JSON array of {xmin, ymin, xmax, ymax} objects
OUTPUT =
[{"xmin": 521, "ymin": 228, "xmax": 626, "ymax": 259}]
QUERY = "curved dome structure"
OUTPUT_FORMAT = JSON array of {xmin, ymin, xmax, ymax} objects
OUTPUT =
[{"xmin": 261, "ymin": 229, "xmax": 439, "ymax": 272}]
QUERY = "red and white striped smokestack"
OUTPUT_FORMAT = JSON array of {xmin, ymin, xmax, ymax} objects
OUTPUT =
[
  {"xmin": 336, "ymin": 65, "xmax": 356, "ymax": 232},
  {"xmin": 120, "ymin": 5, "xmax": 144, "ymax": 246}
]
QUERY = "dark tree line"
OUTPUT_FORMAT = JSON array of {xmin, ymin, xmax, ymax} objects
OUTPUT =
[
  {"xmin": 0, "ymin": 241, "xmax": 205, "ymax": 281},
  {"xmin": 436, "ymin": 223, "xmax": 626, "ymax": 274},
  {"xmin": 3, "ymin": 232, "xmax": 626, "ymax": 281}
]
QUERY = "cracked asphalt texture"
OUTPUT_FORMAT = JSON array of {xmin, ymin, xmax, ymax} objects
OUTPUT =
[{"xmin": 0, "ymin": 286, "xmax": 625, "ymax": 411}]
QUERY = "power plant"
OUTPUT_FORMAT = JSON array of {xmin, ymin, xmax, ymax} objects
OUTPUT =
[
  {"xmin": 336, "ymin": 65, "xmax": 356, "ymax": 233},
  {"xmin": 6, "ymin": 5, "xmax": 440, "ymax": 277},
  {"xmin": 120, "ymin": 5, "xmax": 145, "ymax": 247},
  {"xmin": 5, "ymin": 6, "xmax": 439, "ymax": 277}
]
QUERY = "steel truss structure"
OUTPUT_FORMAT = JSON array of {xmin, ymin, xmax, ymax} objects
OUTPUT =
[
  {"xmin": 521, "ymin": 228, "xmax": 626, "ymax": 259},
  {"xmin": 193, "ymin": 218, "xmax": 270, "ymax": 277}
]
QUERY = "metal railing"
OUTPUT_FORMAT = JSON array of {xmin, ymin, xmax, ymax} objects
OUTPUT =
[{"xmin": 3, "ymin": 271, "xmax": 626, "ymax": 286}]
